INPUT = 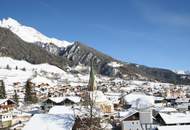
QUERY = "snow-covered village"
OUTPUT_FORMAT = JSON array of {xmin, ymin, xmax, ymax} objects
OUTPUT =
[
  {"xmin": 0, "ymin": 56, "xmax": 190, "ymax": 130},
  {"xmin": 0, "ymin": 0, "xmax": 190, "ymax": 130}
]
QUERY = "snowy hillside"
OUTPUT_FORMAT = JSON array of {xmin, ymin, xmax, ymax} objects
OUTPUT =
[
  {"xmin": 0, "ymin": 57, "xmax": 66, "ymax": 74},
  {"xmin": 0, "ymin": 69, "xmax": 33, "ymax": 91},
  {"xmin": 0, "ymin": 17, "xmax": 72, "ymax": 48},
  {"xmin": 0, "ymin": 57, "xmax": 66, "ymax": 91},
  {"xmin": 0, "ymin": 57, "xmax": 106, "ymax": 91},
  {"xmin": 173, "ymin": 70, "xmax": 190, "ymax": 75}
]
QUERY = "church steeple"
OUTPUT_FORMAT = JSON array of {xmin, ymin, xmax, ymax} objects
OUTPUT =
[{"xmin": 88, "ymin": 60, "xmax": 97, "ymax": 91}]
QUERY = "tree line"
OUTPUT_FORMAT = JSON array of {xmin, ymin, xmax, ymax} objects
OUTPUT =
[{"xmin": 0, "ymin": 79, "xmax": 38, "ymax": 104}]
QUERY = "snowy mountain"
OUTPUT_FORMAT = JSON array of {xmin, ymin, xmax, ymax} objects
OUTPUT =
[
  {"xmin": 173, "ymin": 70, "xmax": 190, "ymax": 75},
  {"xmin": 0, "ymin": 18, "xmax": 190, "ymax": 85},
  {"xmin": 0, "ymin": 17, "xmax": 72, "ymax": 48}
]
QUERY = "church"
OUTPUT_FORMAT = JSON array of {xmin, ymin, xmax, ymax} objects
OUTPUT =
[{"xmin": 86, "ymin": 61, "xmax": 114, "ymax": 113}]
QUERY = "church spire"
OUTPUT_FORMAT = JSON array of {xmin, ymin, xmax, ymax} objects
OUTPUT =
[{"xmin": 88, "ymin": 60, "xmax": 97, "ymax": 91}]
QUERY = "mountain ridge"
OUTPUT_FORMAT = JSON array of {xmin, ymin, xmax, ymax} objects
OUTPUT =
[{"xmin": 0, "ymin": 18, "xmax": 190, "ymax": 85}]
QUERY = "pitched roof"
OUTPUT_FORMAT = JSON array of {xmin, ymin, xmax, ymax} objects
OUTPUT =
[
  {"xmin": 119, "ymin": 108, "xmax": 139, "ymax": 121},
  {"xmin": 124, "ymin": 92, "xmax": 154, "ymax": 109},
  {"xmin": 0, "ymin": 99, "xmax": 16, "ymax": 105},
  {"xmin": 158, "ymin": 112, "xmax": 190, "ymax": 124},
  {"xmin": 158, "ymin": 125, "xmax": 190, "ymax": 130},
  {"xmin": 44, "ymin": 96, "xmax": 81, "ymax": 104}
]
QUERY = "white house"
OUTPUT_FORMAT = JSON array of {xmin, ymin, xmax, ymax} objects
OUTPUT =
[
  {"xmin": 156, "ymin": 112, "xmax": 190, "ymax": 125},
  {"xmin": 119, "ymin": 109, "xmax": 142, "ymax": 130},
  {"xmin": 0, "ymin": 99, "xmax": 16, "ymax": 128}
]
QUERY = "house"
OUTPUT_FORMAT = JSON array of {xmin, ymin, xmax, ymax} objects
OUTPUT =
[
  {"xmin": 154, "ymin": 97, "xmax": 166, "ymax": 108},
  {"xmin": 157, "ymin": 125, "xmax": 190, "ymax": 130},
  {"xmin": 120, "ymin": 108, "xmax": 154, "ymax": 130},
  {"xmin": 123, "ymin": 92, "xmax": 154, "ymax": 109},
  {"xmin": 73, "ymin": 116, "xmax": 101, "ymax": 130},
  {"xmin": 120, "ymin": 93, "xmax": 154, "ymax": 130},
  {"xmin": 165, "ymin": 87, "xmax": 186, "ymax": 99},
  {"xmin": 104, "ymin": 92, "xmax": 122, "ymax": 109},
  {"xmin": 155, "ymin": 112, "xmax": 190, "ymax": 125},
  {"xmin": 175, "ymin": 98, "xmax": 190, "ymax": 111},
  {"xmin": 48, "ymin": 90, "xmax": 63, "ymax": 97},
  {"xmin": 41, "ymin": 96, "xmax": 81, "ymax": 111},
  {"xmin": 0, "ymin": 99, "xmax": 17, "ymax": 128},
  {"xmin": 119, "ymin": 109, "xmax": 143, "ymax": 130}
]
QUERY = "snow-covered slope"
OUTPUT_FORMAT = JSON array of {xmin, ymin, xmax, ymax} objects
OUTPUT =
[
  {"xmin": 0, "ymin": 57, "xmax": 66, "ymax": 74},
  {"xmin": 173, "ymin": 70, "xmax": 190, "ymax": 75},
  {"xmin": 0, "ymin": 17, "xmax": 72, "ymax": 48}
]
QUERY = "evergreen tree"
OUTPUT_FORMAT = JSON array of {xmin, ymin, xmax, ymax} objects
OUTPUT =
[
  {"xmin": 24, "ymin": 79, "xmax": 33, "ymax": 104},
  {"xmin": 6, "ymin": 64, "xmax": 11, "ymax": 70},
  {"xmin": 21, "ymin": 67, "xmax": 26, "ymax": 71},
  {"xmin": 13, "ymin": 90, "xmax": 19, "ymax": 104},
  {"xmin": 24, "ymin": 79, "xmax": 38, "ymax": 104},
  {"xmin": 0, "ymin": 80, "xmax": 6, "ymax": 98}
]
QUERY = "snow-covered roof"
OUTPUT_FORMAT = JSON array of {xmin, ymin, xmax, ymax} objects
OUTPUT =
[
  {"xmin": 22, "ymin": 114, "xmax": 75, "ymax": 130},
  {"xmin": 119, "ymin": 108, "xmax": 138, "ymax": 121},
  {"xmin": 0, "ymin": 99, "xmax": 16, "ymax": 105},
  {"xmin": 156, "ymin": 107, "xmax": 177, "ymax": 113},
  {"xmin": 154, "ymin": 97, "xmax": 164, "ymax": 101},
  {"xmin": 158, "ymin": 125, "xmax": 190, "ymax": 130},
  {"xmin": 48, "ymin": 106, "xmax": 74, "ymax": 115},
  {"xmin": 124, "ymin": 92, "xmax": 154, "ymax": 109},
  {"xmin": 31, "ymin": 76, "xmax": 54, "ymax": 86},
  {"xmin": 175, "ymin": 98, "xmax": 189, "ymax": 103},
  {"xmin": 46, "ymin": 96, "xmax": 81, "ymax": 104},
  {"xmin": 159, "ymin": 112, "xmax": 190, "ymax": 124}
]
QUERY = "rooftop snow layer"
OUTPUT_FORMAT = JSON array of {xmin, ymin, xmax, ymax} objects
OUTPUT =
[
  {"xmin": 124, "ymin": 92, "xmax": 154, "ymax": 109},
  {"xmin": 159, "ymin": 112, "xmax": 190, "ymax": 124},
  {"xmin": 48, "ymin": 106, "xmax": 74, "ymax": 115},
  {"xmin": 22, "ymin": 114, "xmax": 75, "ymax": 130},
  {"xmin": 157, "ymin": 125, "xmax": 190, "ymax": 130}
]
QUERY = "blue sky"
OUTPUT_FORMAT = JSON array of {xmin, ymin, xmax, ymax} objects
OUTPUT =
[{"xmin": 0, "ymin": 0, "xmax": 190, "ymax": 70}]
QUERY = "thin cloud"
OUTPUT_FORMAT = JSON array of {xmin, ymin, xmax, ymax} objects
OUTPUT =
[{"xmin": 132, "ymin": 1, "xmax": 190, "ymax": 28}]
